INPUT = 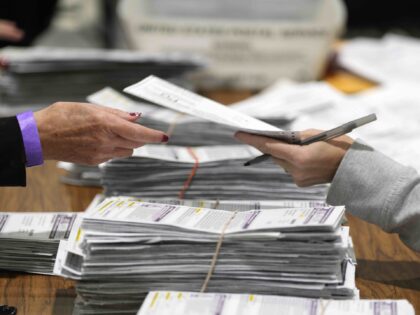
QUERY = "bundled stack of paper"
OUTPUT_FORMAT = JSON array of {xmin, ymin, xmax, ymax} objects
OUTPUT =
[
  {"xmin": 101, "ymin": 144, "xmax": 327, "ymax": 200},
  {"xmin": 0, "ymin": 47, "xmax": 202, "ymax": 113},
  {"xmin": 0, "ymin": 212, "xmax": 77, "ymax": 274},
  {"xmin": 56, "ymin": 197, "xmax": 357, "ymax": 314},
  {"xmin": 137, "ymin": 291, "xmax": 415, "ymax": 315}
]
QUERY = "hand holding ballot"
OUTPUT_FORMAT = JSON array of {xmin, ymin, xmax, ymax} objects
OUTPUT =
[
  {"xmin": 235, "ymin": 130, "xmax": 354, "ymax": 187},
  {"xmin": 34, "ymin": 102, "xmax": 169, "ymax": 165}
]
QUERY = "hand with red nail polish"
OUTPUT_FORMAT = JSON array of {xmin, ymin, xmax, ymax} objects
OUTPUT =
[{"xmin": 34, "ymin": 102, "xmax": 168, "ymax": 165}]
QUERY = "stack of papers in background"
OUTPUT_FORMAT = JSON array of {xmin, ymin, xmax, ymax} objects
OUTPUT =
[
  {"xmin": 101, "ymin": 145, "xmax": 327, "ymax": 200},
  {"xmin": 0, "ymin": 47, "xmax": 202, "ymax": 115},
  {"xmin": 0, "ymin": 212, "xmax": 77, "ymax": 274},
  {"xmin": 137, "ymin": 291, "xmax": 415, "ymax": 315},
  {"xmin": 338, "ymin": 34, "xmax": 420, "ymax": 86},
  {"xmin": 56, "ymin": 197, "xmax": 357, "ymax": 315}
]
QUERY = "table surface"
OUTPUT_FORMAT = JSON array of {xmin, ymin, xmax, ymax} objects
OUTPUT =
[{"xmin": 1, "ymin": 84, "xmax": 420, "ymax": 315}]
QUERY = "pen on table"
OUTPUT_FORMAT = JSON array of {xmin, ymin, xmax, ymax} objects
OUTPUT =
[{"xmin": 244, "ymin": 113, "xmax": 377, "ymax": 167}]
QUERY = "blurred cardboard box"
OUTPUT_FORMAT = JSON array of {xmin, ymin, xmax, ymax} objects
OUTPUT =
[{"xmin": 119, "ymin": 0, "xmax": 346, "ymax": 89}]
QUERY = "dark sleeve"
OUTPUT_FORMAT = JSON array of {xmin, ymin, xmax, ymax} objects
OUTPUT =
[
  {"xmin": 0, "ymin": 0, "xmax": 59, "ymax": 48},
  {"xmin": 0, "ymin": 116, "xmax": 26, "ymax": 186}
]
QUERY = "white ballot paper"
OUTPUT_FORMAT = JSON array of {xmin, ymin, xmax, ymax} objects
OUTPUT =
[
  {"xmin": 138, "ymin": 291, "xmax": 415, "ymax": 315},
  {"xmin": 124, "ymin": 76, "xmax": 299, "ymax": 142}
]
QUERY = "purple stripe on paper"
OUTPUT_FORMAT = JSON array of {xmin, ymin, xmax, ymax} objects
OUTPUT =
[
  {"xmin": 153, "ymin": 205, "xmax": 177, "ymax": 222},
  {"xmin": 215, "ymin": 295, "xmax": 226, "ymax": 315},
  {"xmin": 309, "ymin": 300, "xmax": 318, "ymax": 315},
  {"xmin": 242, "ymin": 210, "xmax": 261, "ymax": 229},
  {"xmin": 0, "ymin": 214, "xmax": 9, "ymax": 232}
]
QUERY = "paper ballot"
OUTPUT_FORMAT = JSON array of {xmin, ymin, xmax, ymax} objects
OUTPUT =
[
  {"xmin": 138, "ymin": 291, "xmax": 415, "ymax": 315},
  {"xmin": 124, "ymin": 76, "xmax": 299, "ymax": 142}
]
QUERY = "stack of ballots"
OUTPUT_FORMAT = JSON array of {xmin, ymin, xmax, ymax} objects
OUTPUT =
[
  {"xmin": 0, "ymin": 211, "xmax": 77, "ymax": 274},
  {"xmin": 0, "ymin": 47, "xmax": 202, "ymax": 113},
  {"xmin": 101, "ymin": 144, "xmax": 327, "ymax": 200},
  {"xmin": 55, "ymin": 197, "xmax": 357, "ymax": 315}
]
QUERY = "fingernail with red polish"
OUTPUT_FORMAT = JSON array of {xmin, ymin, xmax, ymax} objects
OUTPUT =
[
  {"xmin": 161, "ymin": 135, "xmax": 169, "ymax": 142},
  {"xmin": 129, "ymin": 112, "xmax": 142, "ymax": 117}
]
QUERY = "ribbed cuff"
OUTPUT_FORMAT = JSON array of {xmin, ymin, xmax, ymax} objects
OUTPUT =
[{"xmin": 16, "ymin": 111, "xmax": 44, "ymax": 167}]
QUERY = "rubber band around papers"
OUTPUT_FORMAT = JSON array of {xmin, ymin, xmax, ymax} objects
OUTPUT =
[
  {"xmin": 178, "ymin": 147, "xmax": 199, "ymax": 199},
  {"xmin": 200, "ymin": 210, "xmax": 238, "ymax": 293}
]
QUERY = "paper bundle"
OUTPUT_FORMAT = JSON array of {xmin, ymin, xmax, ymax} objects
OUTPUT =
[
  {"xmin": 56, "ymin": 197, "xmax": 357, "ymax": 314},
  {"xmin": 0, "ymin": 212, "xmax": 78, "ymax": 274},
  {"xmin": 101, "ymin": 144, "xmax": 328, "ymax": 200}
]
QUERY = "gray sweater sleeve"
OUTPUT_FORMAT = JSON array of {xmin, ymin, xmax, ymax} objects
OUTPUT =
[{"xmin": 327, "ymin": 140, "xmax": 420, "ymax": 251}]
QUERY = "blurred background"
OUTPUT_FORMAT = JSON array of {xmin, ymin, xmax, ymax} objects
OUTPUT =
[{"xmin": 3, "ymin": 0, "xmax": 420, "ymax": 49}]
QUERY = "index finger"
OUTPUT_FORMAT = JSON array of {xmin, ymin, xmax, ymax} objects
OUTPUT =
[
  {"xmin": 235, "ymin": 131, "xmax": 300, "ymax": 162},
  {"xmin": 111, "ymin": 119, "xmax": 168, "ymax": 143}
]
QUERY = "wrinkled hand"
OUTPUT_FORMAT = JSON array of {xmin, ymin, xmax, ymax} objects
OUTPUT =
[
  {"xmin": 34, "ymin": 102, "xmax": 169, "ymax": 165},
  {"xmin": 235, "ymin": 129, "xmax": 354, "ymax": 187},
  {"xmin": 0, "ymin": 19, "xmax": 24, "ymax": 42}
]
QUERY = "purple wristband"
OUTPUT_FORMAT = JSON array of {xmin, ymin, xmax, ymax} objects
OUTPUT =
[{"xmin": 16, "ymin": 111, "xmax": 44, "ymax": 167}]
